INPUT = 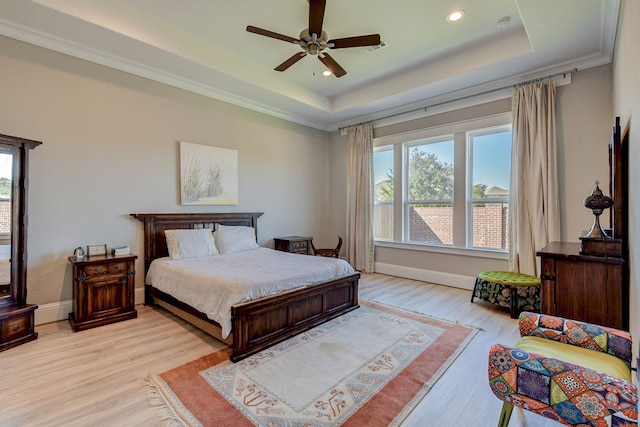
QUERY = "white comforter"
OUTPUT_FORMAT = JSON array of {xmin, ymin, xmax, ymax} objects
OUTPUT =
[{"xmin": 146, "ymin": 247, "xmax": 355, "ymax": 338}]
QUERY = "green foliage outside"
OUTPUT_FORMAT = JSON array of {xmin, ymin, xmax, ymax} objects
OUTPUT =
[
  {"xmin": 408, "ymin": 149, "xmax": 453, "ymax": 202},
  {"xmin": 376, "ymin": 148, "xmax": 487, "ymax": 202},
  {"xmin": 0, "ymin": 177, "xmax": 11, "ymax": 197},
  {"xmin": 473, "ymin": 183, "xmax": 487, "ymax": 200}
]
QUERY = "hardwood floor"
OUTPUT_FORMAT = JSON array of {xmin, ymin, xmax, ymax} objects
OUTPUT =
[{"xmin": 0, "ymin": 273, "xmax": 557, "ymax": 427}]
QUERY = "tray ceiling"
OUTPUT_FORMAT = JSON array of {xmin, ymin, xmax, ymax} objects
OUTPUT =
[{"xmin": 0, "ymin": 0, "xmax": 619, "ymax": 130}]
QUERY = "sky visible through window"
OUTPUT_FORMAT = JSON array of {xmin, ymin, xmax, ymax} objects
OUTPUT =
[
  {"xmin": 472, "ymin": 130, "xmax": 511, "ymax": 189},
  {"xmin": 374, "ymin": 130, "xmax": 511, "ymax": 190},
  {"xmin": 0, "ymin": 154, "xmax": 11, "ymax": 180}
]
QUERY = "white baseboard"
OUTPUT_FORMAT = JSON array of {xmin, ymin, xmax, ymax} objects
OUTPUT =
[
  {"xmin": 34, "ymin": 287, "xmax": 147, "ymax": 326},
  {"xmin": 34, "ymin": 300, "xmax": 73, "ymax": 326},
  {"xmin": 374, "ymin": 262, "xmax": 476, "ymax": 291}
]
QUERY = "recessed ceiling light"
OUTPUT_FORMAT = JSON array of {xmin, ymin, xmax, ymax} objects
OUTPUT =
[
  {"xmin": 447, "ymin": 10, "xmax": 465, "ymax": 22},
  {"xmin": 322, "ymin": 70, "xmax": 332, "ymax": 77}
]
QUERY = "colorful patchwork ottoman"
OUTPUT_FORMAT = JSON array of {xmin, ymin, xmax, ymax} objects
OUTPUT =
[{"xmin": 470, "ymin": 271, "xmax": 540, "ymax": 318}]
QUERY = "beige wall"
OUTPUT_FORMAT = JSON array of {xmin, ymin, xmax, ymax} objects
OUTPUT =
[
  {"xmin": 556, "ymin": 65, "xmax": 613, "ymax": 241},
  {"xmin": 330, "ymin": 65, "xmax": 614, "ymax": 286},
  {"xmin": 612, "ymin": 0, "xmax": 639, "ymax": 344},
  {"xmin": 0, "ymin": 36, "xmax": 335, "ymax": 315}
]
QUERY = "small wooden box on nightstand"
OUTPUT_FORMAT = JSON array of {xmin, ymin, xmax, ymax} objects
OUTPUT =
[
  {"xmin": 68, "ymin": 253, "xmax": 138, "ymax": 332},
  {"xmin": 274, "ymin": 236, "xmax": 312, "ymax": 255}
]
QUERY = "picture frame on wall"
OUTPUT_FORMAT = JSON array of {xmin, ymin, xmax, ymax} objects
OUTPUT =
[{"xmin": 180, "ymin": 141, "xmax": 238, "ymax": 206}]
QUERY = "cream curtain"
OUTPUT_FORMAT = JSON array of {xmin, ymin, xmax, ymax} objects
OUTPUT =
[
  {"xmin": 509, "ymin": 81, "xmax": 561, "ymax": 276},
  {"xmin": 346, "ymin": 123, "xmax": 375, "ymax": 272}
]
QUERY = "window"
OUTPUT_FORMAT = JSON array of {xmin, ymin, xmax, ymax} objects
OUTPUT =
[
  {"xmin": 373, "ymin": 114, "xmax": 511, "ymax": 253},
  {"xmin": 406, "ymin": 137, "xmax": 454, "ymax": 245},
  {"xmin": 468, "ymin": 127, "xmax": 511, "ymax": 250},
  {"xmin": 373, "ymin": 147, "xmax": 393, "ymax": 240}
]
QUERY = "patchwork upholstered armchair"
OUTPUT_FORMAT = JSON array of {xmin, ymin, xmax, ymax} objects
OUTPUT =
[{"xmin": 488, "ymin": 312, "xmax": 637, "ymax": 426}]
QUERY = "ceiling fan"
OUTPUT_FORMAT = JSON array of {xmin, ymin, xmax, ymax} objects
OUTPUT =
[{"xmin": 246, "ymin": 0, "xmax": 381, "ymax": 78}]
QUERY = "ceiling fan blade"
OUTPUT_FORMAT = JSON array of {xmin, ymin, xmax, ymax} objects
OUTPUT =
[
  {"xmin": 308, "ymin": 0, "xmax": 326, "ymax": 37},
  {"xmin": 318, "ymin": 53, "xmax": 346, "ymax": 77},
  {"xmin": 246, "ymin": 25, "xmax": 299, "ymax": 44},
  {"xmin": 275, "ymin": 52, "xmax": 307, "ymax": 72},
  {"xmin": 329, "ymin": 34, "xmax": 381, "ymax": 49}
]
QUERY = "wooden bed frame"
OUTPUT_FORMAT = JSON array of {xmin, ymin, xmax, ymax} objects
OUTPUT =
[{"xmin": 131, "ymin": 212, "xmax": 360, "ymax": 362}]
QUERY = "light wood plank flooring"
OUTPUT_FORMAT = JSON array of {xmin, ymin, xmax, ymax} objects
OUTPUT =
[{"xmin": 1, "ymin": 273, "xmax": 558, "ymax": 427}]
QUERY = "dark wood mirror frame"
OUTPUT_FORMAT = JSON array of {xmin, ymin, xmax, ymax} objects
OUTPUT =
[{"xmin": 0, "ymin": 133, "xmax": 41, "ymax": 351}]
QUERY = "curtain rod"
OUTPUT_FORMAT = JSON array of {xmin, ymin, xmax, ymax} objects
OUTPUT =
[
  {"xmin": 514, "ymin": 67, "xmax": 578, "ymax": 87},
  {"xmin": 338, "ymin": 67, "xmax": 578, "ymax": 132}
]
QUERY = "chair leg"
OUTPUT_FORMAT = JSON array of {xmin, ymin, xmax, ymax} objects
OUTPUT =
[
  {"xmin": 471, "ymin": 277, "xmax": 480, "ymax": 303},
  {"xmin": 498, "ymin": 402, "xmax": 513, "ymax": 427}
]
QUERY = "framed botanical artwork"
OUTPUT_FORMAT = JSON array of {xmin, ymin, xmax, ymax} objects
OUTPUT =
[{"xmin": 180, "ymin": 141, "xmax": 238, "ymax": 205}]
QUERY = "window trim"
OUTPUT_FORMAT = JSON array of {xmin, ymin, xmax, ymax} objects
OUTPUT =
[{"xmin": 373, "ymin": 112, "xmax": 512, "ymax": 253}]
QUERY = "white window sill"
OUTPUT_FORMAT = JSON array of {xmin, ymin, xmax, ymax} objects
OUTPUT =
[{"xmin": 374, "ymin": 240, "xmax": 509, "ymax": 260}]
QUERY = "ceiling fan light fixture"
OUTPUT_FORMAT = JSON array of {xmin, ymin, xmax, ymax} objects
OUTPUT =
[
  {"xmin": 246, "ymin": 0, "xmax": 380, "ymax": 77},
  {"xmin": 447, "ymin": 10, "xmax": 465, "ymax": 22},
  {"xmin": 322, "ymin": 70, "xmax": 332, "ymax": 77}
]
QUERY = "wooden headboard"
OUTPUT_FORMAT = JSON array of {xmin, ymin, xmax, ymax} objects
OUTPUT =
[{"xmin": 130, "ymin": 212, "xmax": 264, "ymax": 273}]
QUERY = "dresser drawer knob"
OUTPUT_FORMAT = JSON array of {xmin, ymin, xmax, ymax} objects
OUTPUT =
[
  {"xmin": 13, "ymin": 324, "xmax": 19, "ymax": 331},
  {"xmin": 94, "ymin": 268, "xmax": 100, "ymax": 273}
]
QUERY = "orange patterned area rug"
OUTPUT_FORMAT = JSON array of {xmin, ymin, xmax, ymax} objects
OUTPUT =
[{"xmin": 145, "ymin": 301, "xmax": 476, "ymax": 427}]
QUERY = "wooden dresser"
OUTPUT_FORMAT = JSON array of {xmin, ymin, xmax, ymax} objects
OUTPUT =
[
  {"xmin": 536, "ymin": 118, "xmax": 629, "ymax": 331},
  {"xmin": 537, "ymin": 242, "xmax": 626, "ymax": 330},
  {"xmin": 68, "ymin": 254, "xmax": 138, "ymax": 331},
  {"xmin": 274, "ymin": 236, "xmax": 312, "ymax": 255}
]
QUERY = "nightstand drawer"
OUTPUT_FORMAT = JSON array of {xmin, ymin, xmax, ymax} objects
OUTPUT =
[
  {"xmin": 292, "ymin": 241, "xmax": 308, "ymax": 251},
  {"xmin": 82, "ymin": 263, "xmax": 109, "ymax": 277},
  {"xmin": 107, "ymin": 261, "xmax": 129, "ymax": 274},
  {"xmin": 80, "ymin": 261, "xmax": 129, "ymax": 277},
  {"xmin": 2, "ymin": 312, "xmax": 31, "ymax": 342}
]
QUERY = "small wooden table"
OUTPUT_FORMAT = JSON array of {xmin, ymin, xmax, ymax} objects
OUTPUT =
[{"xmin": 274, "ymin": 236, "xmax": 312, "ymax": 255}]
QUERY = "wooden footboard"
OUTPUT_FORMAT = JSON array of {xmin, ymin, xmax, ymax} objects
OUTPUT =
[
  {"xmin": 231, "ymin": 272, "xmax": 360, "ymax": 362},
  {"xmin": 145, "ymin": 272, "xmax": 360, "ymax": 362}
]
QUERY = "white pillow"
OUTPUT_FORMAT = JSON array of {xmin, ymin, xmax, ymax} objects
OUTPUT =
[
  {"xmin": 214, "ymin": 224, "xmax": 259, "ymax": 254},
  {"xmin": 164, "ymin": 229, "xmax": 219, "ymax": 260}
]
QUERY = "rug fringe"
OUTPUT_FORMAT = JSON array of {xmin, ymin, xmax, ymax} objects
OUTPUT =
[{"xmin": 144, "ymin": 375, "xmax": 201, "ymax": 427}]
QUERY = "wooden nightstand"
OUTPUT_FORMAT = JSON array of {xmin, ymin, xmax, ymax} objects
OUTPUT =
[
  {"xmin": 68, "ymin": 253, "xmax": 138, "ymax": 332},
  {"xmin": 274, "ymin": 236, "xmax": 312, "ymax": 255}
]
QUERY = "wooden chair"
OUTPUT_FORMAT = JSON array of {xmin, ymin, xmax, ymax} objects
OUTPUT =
[{"xmin": 310, "ymin": 236, "xmax": 342, "ymax": 258}]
